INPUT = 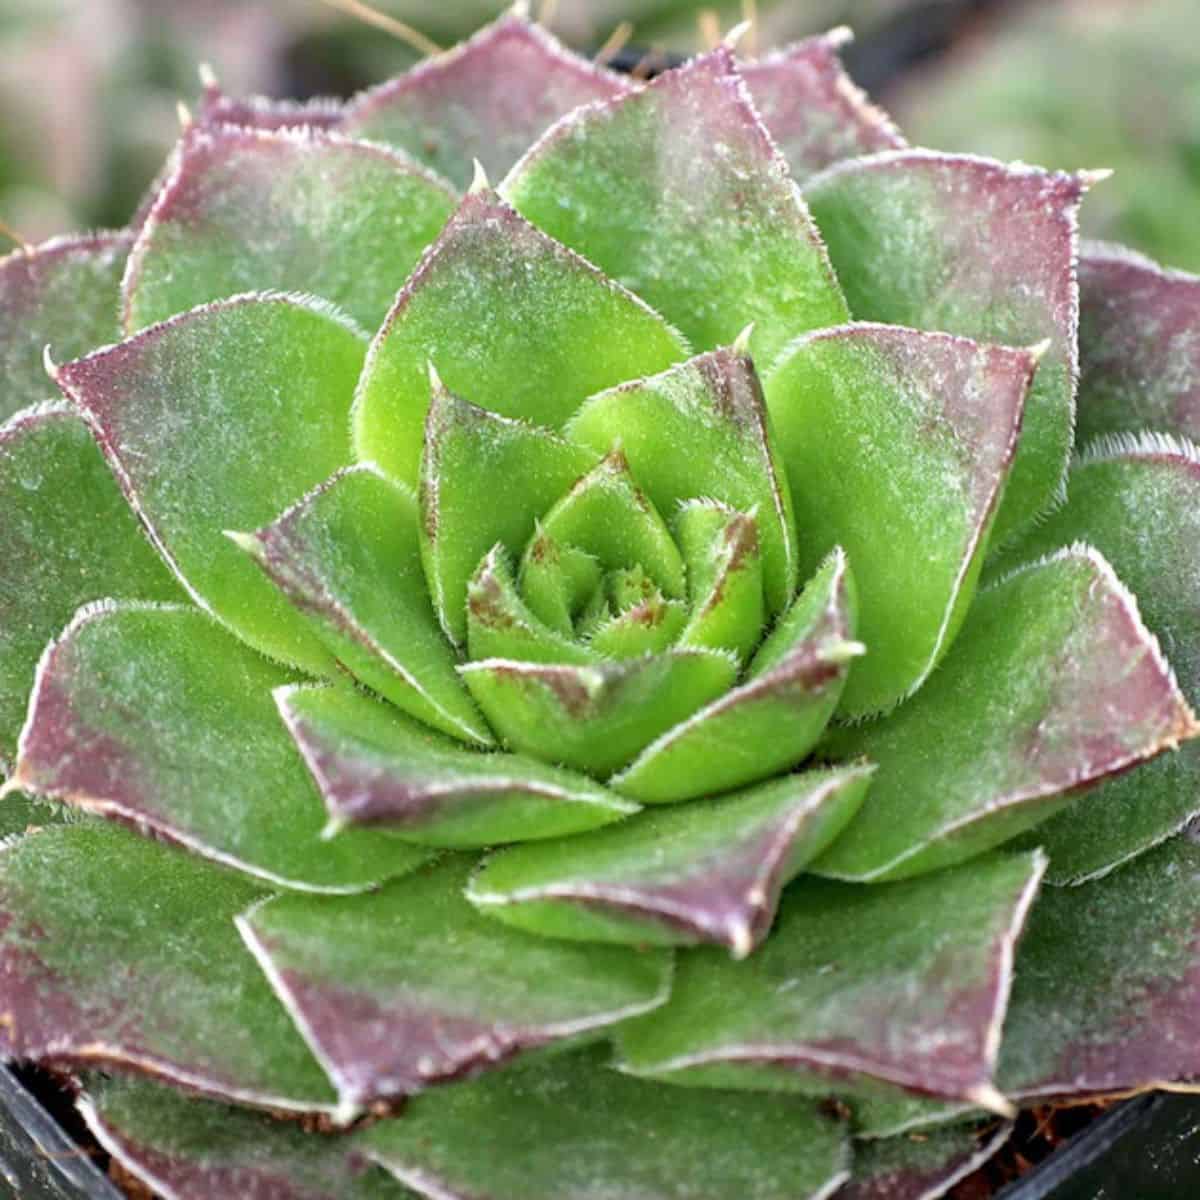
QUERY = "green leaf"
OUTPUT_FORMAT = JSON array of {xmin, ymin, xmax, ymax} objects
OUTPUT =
[
  {"xmin": 999, "ymin": 830, "xmax": 1200, "ymax": 1100},
  {"xmin": 8, "ymin": 603, "xmax": 430, "ymax": 892},
  {"xmin": 812, "ymin": 546, "xmax": 1198, "ymax": 882},
  {"xmin": 536, "ymin": 450, "xmax": 686, "ymax": 601},
  {"xmin": 361, "ymin": 1047, "xmax": 850, "ymax": 1200},
  {"xmin": 352, "ymin": 188, "xmax": 687, "ymax": 486},
  {"xmin": 0, "ymin": 822, "xmax": 336, "ymax": 1113},
  {"xmin": 566, "ymin": 346, "xmax": 797, "ymax": 616},
  {"xmin": 278, "ymin": 683, "xmax": 636, "ymax": 846},
  {"xmin": 586, "ymin": 590, "xmax": 688, "ymax": 660},
  {"xmin": 805, "ymin": 152, "xmax": 1087, "ymax": 546},
  {"xmin": 0, "ymin": 232, "xmax": 128, "ymax": 422},
  {"xmin": 840, "ymin": 1121, "xmax": 1011, "ymax": 1200},
  {"xmin": 740, "ymin": 32, "xmax": 906, "ymax": 184},
  {"xmin": 460, "ymin": 649, "xmax": 738, "ymax": 778},
  {"xmin": 341, "ymin": 11, "xmax": 631, "ymax": 190},
  {"xmin": 613, "ymin": 548, "xmax": 859, "ymax": 803},
  {"xmin": 468, "ymin": 764, "xmax": 871, "ymax": 955},
  {"xmin": 765, "ymin": 325, "xmax": 1036, "ymax": 714},
  {"xmin": 232, "ymin": 464, "xmax": 491, "ymax": 747},
  {"xmin": 502, "ymin": 46, "xmax": 848, "ymax": 367},
  {"xmin": 616, "ymin": 849, "xmax": 1046, "ymax": 1107},
  {"xmin": 517, "ymin": 529, "xmax": 603, "ymax": 636},
  {"xmin": 987, "ymin": 442, "xmax": 1200, "ymax": 881},
  {"xmin": 419, "ymin": 384, "xmax": 595, "ymax": 645},
  {"xmin": 674, "ymin": 501, "xmax": 764, "ymax": 661},
  {"xmin": 124, "ymin": 125, "xmax": 457, "ymax": 333},
  {"xmin": 0, "ymin": 403, "xmax": 183, "ymax": 768},
  {"xmin": 56, "ymin": 293, "xmax": 367, "ymax": 674},
  {"xmin": 80, "ymin": 1073, "xmax": 409, "ymax": 1200},
  {"xmin": 1075, "ymin": 243, "xmax": 1200, "ymax": 446},
  {"xmin": 237, "ymin": 856, "xmax": 671, "ymax": 1118}
]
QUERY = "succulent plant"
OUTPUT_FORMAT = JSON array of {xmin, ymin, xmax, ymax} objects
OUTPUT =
[{"xmin": 3, "ymin": 9, "xmax": 1200, "ymax": 1199}]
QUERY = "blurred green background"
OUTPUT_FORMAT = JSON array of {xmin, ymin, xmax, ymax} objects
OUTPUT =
[{"xmin": 1, "ymin": 0, "xmax": 1198, "ymax": 271}]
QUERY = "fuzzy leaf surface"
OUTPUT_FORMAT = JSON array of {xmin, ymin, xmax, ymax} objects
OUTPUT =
[
  {"xmin": 813, "ymin": 547, "xmax": 1196, "ymax": 882},
  {"xmin": 234, "ymin": 465, "xmax": 490, "ymax": 746},
  {"xmin": 198, "ymin": 85, "xmax": 345, "ymax": 132},
  {"xmin": 805, "ymin": 152, "xmax": 1083, "ymax": 545},
  {"xmin": 567, "ymin": 346, "xmax": 797, "ymax": 616},
  {"xmin": 740, "ymin": 33, "xmax": 905, "ymax": 183},
  {"xmin": 80, "ymin": 1074, "xmax": 410, "ymax": 1200},
  {"xmin": 0, "ymin": 233, "xmax": 128, "ymax": 421},
  {"xmin": 0, "ymin": 404, "xmax": 183, "ymax": 768},
  {"xmin": 616, "ymin": 850, "xmax": 1045, "ymax": 1104},
  {"xmin": 0, "ymin": 823, "xmax": 336, "ymax": 1112},
  {"xmin": 279, "ymin": 683, "xmax": 636, "ymax": 846},
  {"xmin": 999, "ymin": 830, "xmax": 1200, "ymax": 1100},
  {"xmin": 503, "ymin": 46, "xmax": 848, "ymax": 366},
  {"xmin": 238, "ymin": 857, "xmax": 671, "ymax": 1116},
  {"xmin": 989, "ymin": 445, "xmax": 1200, "ymax": 881},
  {"xmin": 766, "ymin": 325, "xmax": 1034, "ymax": 714},
  {"xmin": 419, "ymin": 387, "xmax": 595, "ymax": 645},
  {"xmin": 342, "ymin": 12, "xmax": 630, "ymax": 189},
  {"xmin": 614, "ymin": 548, "xmax": 857, "ymax": 803},
  {"xmin": 468, "ymin": 765, "xmax": 871, "ymax": 955},
  {"xmin": 461, "ymin": 650, "xmax": 737, "ymax": 777},
  {"xmin": 354, "ymin": 189, "xmax": 686, "ymax": 486},
  {"xmin": 9, "ymin": 603, "xmax": 429, "ymax": 891},
  {"xmin": 124, "ymin": 126, "xmax": 456, "ymax": 333},
  {"xmin": 362, "ymin": 1047, "xmax": 848, "ymax": 1200},
  {"xmin": 57, "ymin": 294, "xmax": 365, "ymax": 673},
  {"xmin": 1075, "ymin": 243, "xmax": 1200, "ymax": 445}
]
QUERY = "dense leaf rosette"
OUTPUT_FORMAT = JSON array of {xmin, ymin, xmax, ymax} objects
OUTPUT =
[{"xmin": 1, "ymin": 10, "xmax": 1200, "ymax": 1199}]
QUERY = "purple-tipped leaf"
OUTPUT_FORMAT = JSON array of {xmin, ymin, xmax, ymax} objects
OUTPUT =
[
  {"xmin": 0, "ymin": 823, "xmax": 336, "ymax": 1113},
  {"xmin": 468, "ymin": 764, "xmax": 871, "ymax": 956},
  {"xmin": 279, "ymin": 683, "xmax": 636, "ymax": 846},
  {"xmin": 8, "ymin": 603, "xmax": 430, "ymax": 891},
  {"xmin": 613, "ymin": 548, "xmax": 858, "ymax": 803},
  {"xmin": 740, "ymin": 31, "xmax": 905, "ymax": 183},
  {"xmin": 124, "ymin": 124, "xmax": 456, "ymax": 333},
  {"xmin": 460, "ymin": 649, "xmax": 738, "ymax": 778},
  {"xmin": 814, "ymin": 546, "xmax": 1199, "ymax": 882},
  {"xmin": 237, "ymin": 857, "xmax": 671, "ymax": 1118},
  {"xmin": 766, "ymin": 324, "xmax": 1036, "ymax": 713},
  {"xmin": 198, "ymin": 82, "xmax": 344, "ymax": 132},
  {"xmin": 56, "ymin": 293, "xmax": 366, "ymax": 674},
  {"xmin": 616, "ymin": 849, "xmax": 1046, "ymax": 1108},
  {"xmin": 805, "ymin": 152, "xmax": 1087, "ymax": 546},
  {"xmin": 353, "ymin": 188, "xmax": 686, "ymax": 486},
  {"xmin": 502, "ymin": 46, "xmax": 848, "ymax": 366},
  {"xmin": 1075, "ymin": 242, "xmax": 1200, "ymax": 445},
  {"xmin": 0, "ymin": 232, "xmax": 129, "ymax": 421},
  {"xmin": 233, "ymin": 464, "xmax": 491, "ymax": 747},
  {"xmin": 361, "ymin": 1047, "xmax": 849, "ymax": 1200},
  {"xmin": 342, "ymin": 11, "xmax": 630, "ymax": 190},
  {"xmin": 566, "ymin": 346, "xmax": 798, "ymax": 616}
]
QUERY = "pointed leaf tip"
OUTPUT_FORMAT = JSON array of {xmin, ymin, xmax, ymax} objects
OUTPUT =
[
  {"xmin": 470, "ymin": 157, "xmax": 491, "ymax": 193},
  {"xmin": 723, "ymin": 19, "xmax": 752, "ymax": 49},
  {"xmin": 197, "ymin": 61, "xmax": 218, "ymax": 88},
  {"xmin": 41, "ymin": 344, "xmax": 58, "ymax": 380}
]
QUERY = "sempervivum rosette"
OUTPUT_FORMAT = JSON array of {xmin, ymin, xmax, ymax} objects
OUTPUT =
[{"xmin": 2, "ymin": 10, "xmax": 1200, "ymax": 1200}]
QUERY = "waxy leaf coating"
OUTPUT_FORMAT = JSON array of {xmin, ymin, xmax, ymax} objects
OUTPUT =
[
  {"xmin": 503, "ymin": 46, "xmax": 848, "ymax": 366},
  {"xmin": 766, "ymin": 325, "xmax": 1035, "ymax": 714},
  {"xmin": 805, "ymin": 152, "xmax": 1085, "ymax": 546},
  {"xmin": 353, "ymin": 188, "xmax": 686, "ymax": 486},
  {"xmin": 56, "ymin": 293, "xmax": 367, "ymax": 674},
  {"xmin": 279, "ymin": 683, "xmax": 636, "ymax": 846},
  {"xmin": 814, "ymin": 547, "xmax": 1197, "ymax": 881},
  {"xmin": 9, "ymin": 603, "xmax": 430, "ymax": 891},
  {"xmin": 617, "ymin": 849, "xmax": 1046, "ymax": 1107},
  {"xmin": 234, "ymin": 464, "xmax": 490, "ymax": 746},
  {"xmin": 0, "ymin": 823, "xmax": 336, "ymax": 1113},
  {"xmin": 469, "ymin": 764, "xmax": 871, "ymax": 955},
  {"xmin": 0, "ymin": 233, "xmax": 128, "ymax": 422},
  {"xmin": 124, "ymin": 125, "xmax": 457, "ymax": 333},
  {"xmin": 342, "ymin": 11, "xmax": 630, "ymax": 190},
  {"xmin": 238, "ymin": 857, "xmax": 671, "ymax": 1118},
  {"xmin": 362, "ymin": 1047, "xmax": 849, "ymax": 1200}
]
